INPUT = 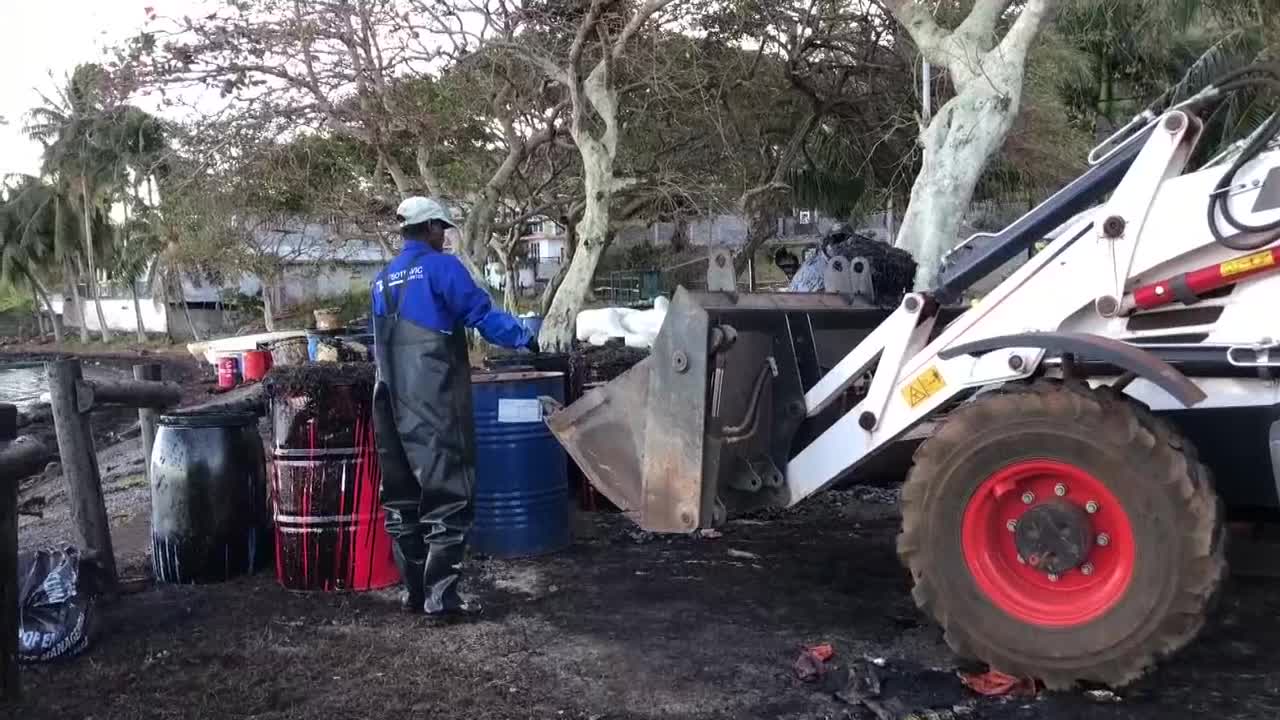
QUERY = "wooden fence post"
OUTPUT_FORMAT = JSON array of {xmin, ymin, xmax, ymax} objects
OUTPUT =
[
  {"xmin": 133, "ymin": 364, "xmax": 162, "ymax": 482},
  {"xmin": 46, "ymin": 360, "xmax": 117, "ymax": 593},
  {"xmin": 1, "ymin": 403, "xmax": 20, "ymax": 702}
]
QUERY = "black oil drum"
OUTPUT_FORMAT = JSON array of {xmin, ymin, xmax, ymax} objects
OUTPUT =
[{"xmin": 150, "ymin": 412, "xmax": 270, "ymax": 583}]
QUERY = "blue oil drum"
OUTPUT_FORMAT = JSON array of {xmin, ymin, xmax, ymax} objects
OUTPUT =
[{"xmin": 469, "ymin": 370, "xmax": 570, "ymax": 558}]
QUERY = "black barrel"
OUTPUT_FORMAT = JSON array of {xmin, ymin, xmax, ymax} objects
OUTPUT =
[{"xmin": 150, "ymin": 412, "xmax": 269, "ymax": 583}]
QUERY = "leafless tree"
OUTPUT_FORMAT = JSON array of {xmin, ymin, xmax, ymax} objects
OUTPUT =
[
  {"xmin": 409, "ymin": 0, "xmax": 685, "ymax": 348},
  {"xmin": 121, "ymin": 0, "xmax": 560, "ymax": 281}
]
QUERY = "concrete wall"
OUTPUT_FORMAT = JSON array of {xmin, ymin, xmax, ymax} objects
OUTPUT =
[
  {"xmin": 232, "ymin": 262, "xmax": 381, "ymax": 308},
  {"xmin": 53, "ymin": 296, "xmax": 232, "ymax": 341}
]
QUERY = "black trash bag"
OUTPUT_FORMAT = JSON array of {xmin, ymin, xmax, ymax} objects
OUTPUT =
[{"xmin": 17, "ymin": 546, "xmax": 97, "ymax": 663}]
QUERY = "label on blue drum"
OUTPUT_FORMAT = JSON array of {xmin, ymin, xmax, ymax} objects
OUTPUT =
[{"xmin": 498, "ymin": 398, "xmax": 542, "ymax": 423}]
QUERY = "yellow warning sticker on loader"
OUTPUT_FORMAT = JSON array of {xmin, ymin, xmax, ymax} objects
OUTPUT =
[
  {"xmin": 1220, "ymin": 250, "xmax": 1275, "ymax": 278},
  {"xmin": 902, "ymin": 366, "xmax": 946, "ymax": 408}
]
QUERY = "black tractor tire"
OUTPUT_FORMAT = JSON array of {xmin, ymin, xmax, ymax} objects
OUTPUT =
[{"xmin": 898, "ymin": 380, "xmax": 1225, "ymax": 689}]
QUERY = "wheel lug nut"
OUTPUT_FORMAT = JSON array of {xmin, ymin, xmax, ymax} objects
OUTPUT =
[
  {"xmin": 1021, "ymin": 492, "xmax": 1035, "ymax": 505},
  {"xmin": 1085, "ymin": 500, "xmax": 1099, "ymax": 514},
  {"xmin": 1054, "ymin": 483, "xmax": 1067, "ymax": 497},
  {"xmin": 1006, "ymin": 519, "xmax": 1018, "ymax": 532},
  {"xmin": 1081, "ymin": 563, "xmax": 1094, "ymax": 576},
  {"xmin": 1097, "ymin": 533, "xmax": 1110, "ymax": 547},
  {"xmin": 1047, "ymin": 573, "xmax": 1060, "ymax": 582}
]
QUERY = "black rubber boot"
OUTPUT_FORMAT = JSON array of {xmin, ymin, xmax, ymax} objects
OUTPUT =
[
  {"xmin": 421, "ymin": 543, "xmax": 481, "ymax": 622},
  {"xmin": 390, "ymin": 537, "xmax": 426, "ymax": 614}
]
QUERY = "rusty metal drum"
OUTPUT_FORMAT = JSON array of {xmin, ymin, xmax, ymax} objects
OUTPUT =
[{"xmin": 265, "ymin": 364, "xmax": 399, "ymax": 591}]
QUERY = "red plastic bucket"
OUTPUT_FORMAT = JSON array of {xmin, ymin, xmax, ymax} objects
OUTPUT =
[
  {"xmin": 242, "ymin": 350, "xmax": 273, "ymax": 382},
  {"xmin": 216, "ymin": 355, "xmax": 241, "ymax": 390}
]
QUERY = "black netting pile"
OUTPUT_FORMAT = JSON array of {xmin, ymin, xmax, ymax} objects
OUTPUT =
[
  {"xmin": 262, "ymin": 362, "xmax": 377, "ymax": 399},
  {"xmin": 787, "ymin": 231, "xmax": 917, "ymax": 305}
]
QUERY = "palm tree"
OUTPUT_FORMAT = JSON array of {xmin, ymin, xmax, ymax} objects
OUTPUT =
[
  {"xmin": 108, "ymin": 210, "xmax": 162, "ymax": 343},
  {"xmin": 0, "ymin": 176, "xmax": 112, "ymax": 344},
  {"xmin": 0, "ymin": 181, "xmax": 64, "ymax": 342},
  {"xmin": 26, "ymin": 64, "xmax": 122, "ymax": 342},
  {"xmin": 103, "ymin": 107, "xmax": 169, "ymax": 342}
]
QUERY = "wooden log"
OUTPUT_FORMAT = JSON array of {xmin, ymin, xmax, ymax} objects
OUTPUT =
[
  {"xmin": 75, "ymin": 377, "xmax": 182, "ymax": 412},
  {"xmin": 0, "ymin": 404, "xmax": 15, "ymax": 441},
  {"xmin": 0, "ymin": 474, "xmax": 17, "ymax": 701},
  {"xmin": 177, "ymin": 383, "xmax": 268, "ymax": 417},
  {"xmin": 46, "ymin": 360, "xmax": 117, "ymax": 593},
  {"xmin": 0, "ymin": 437, "xmax": 48, "ymax": 481},
  {"xmin": 133, "ymin": 364, "xmax": 162, "ymax": 482}
]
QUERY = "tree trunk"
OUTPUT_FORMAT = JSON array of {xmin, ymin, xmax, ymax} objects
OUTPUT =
[
  {"xmin": 79, "ymin": 179, "xmax": 113, "ymax": 343},
  {"xmin": 21, "ymin": 264, "xmax": 63, "ymax": 344},
  {"xmin": 66, "ymin": 259, "xmax": 90, "ymax": 344},
  {"xmin": 502, "ymin": 254, "xmax": 519, "ymax": 313},
  {"xmin": 30, "ymin": 283, "xmax": 45, "ymax": 336},
  {"xmin": 261, "ymin": 282, "xmax": 277, "ymax": 332},
  {"xmin": 670, "ymin": 216, "xmax": 689, "ymax": 252},
  {"xmin": 734, "ymin": 212, "xmax": 780, "ymax": 277},
  {"xmin": 541, "ymin": 147, "xmax": 615, "ymax": 351},
  {"xmin": 539, "ymin": 216, "xmax": 579, "ymax": 316},
  {"xmin": 130, "ymin": 282, "xmax": 147, "ymax": 343},
  {"xmin": 894, "ymin": 87, "xmax": 1020, "ymax": 288},
  {"xmin": 885, "ymin": 0, "xmax": 1055, "ymax": 290},
  {"xmin": 174, "ymin": 271, "xmax": 201, "ymax": 342}
]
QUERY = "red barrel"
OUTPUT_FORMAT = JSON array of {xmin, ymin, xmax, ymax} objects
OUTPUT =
[
  {"xmin": 265, "ymin": 365, "xmax": 399, "ymax": 591},
  {"xmin": 242, "ymin": 350, "xmax": 272, "ymax": 382},
  {"xmin": 216, "ymin": 355, "xmax": 241, "ymax": 390}
]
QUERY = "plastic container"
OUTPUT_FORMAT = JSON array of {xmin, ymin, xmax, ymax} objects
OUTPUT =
[
  {"xmin": 469, "ymin": 370, "xmax": 570, "ymax": 558},
  {"xmin": 242, "ymin": 350, "xmax": 273, "ymax": 382},
  {"xmin": 216, "ymin": 355, "xmax": 241, "ymax": 390},
  {"xmin": 269, "ymin": 337, "xmax": 310, "ymax": 366},
  {"xmin": 518, "ymin": 315, "xmax": 544, "ymax": 339},
  {"xmin": 150, "ymin": 412, "xmax": 270, "ymax": 583}
]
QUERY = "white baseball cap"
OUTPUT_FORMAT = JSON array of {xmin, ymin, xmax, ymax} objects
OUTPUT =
[{"xmin": 396, "ymin": 196, "xmax": 457, "ymax": 229}]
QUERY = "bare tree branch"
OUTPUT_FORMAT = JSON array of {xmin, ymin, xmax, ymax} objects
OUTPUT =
[
  {"xmin": 955, "ymin": 0, "xmax": 1014, "ymax": 50},
  {"xmin": 994, "ymin": 0, "xmax": 1060, "ymax": 61},
  {"xmin": 880, "ymin": 0, "xmax": 952, "ymax": 67}
]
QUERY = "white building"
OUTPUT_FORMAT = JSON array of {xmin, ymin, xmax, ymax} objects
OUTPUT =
[{"xmin": 60, "ymin": 220, "xmax": 389, "ymax": 339}]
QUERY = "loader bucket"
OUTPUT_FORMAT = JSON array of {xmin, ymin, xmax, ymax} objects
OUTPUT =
[{"xmin": 545, "ymin": 287, "xmax": 897, "ymax": 533}]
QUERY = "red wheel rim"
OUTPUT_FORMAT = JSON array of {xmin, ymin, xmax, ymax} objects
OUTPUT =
[{"xmin": 961, "ymin": 460, "xmax": 1135, "ymax": 628}]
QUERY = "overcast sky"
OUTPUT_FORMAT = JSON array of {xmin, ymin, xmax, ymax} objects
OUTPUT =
[{"xmin": 0, "ymin": 0, "xmax": 209, "ymax": 177}]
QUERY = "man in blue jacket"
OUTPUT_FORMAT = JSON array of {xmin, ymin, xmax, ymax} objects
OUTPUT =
[{"xmin": 371, "ymin": 196, "xmax": 537, "ymax": 620}]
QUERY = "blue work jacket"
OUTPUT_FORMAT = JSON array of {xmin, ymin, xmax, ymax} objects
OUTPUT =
[{"xmin": 370, "ymin": 240, "xmax": 533, "ymax": 349}]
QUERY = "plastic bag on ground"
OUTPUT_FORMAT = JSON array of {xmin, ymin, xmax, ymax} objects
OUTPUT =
[
  {"xmin": 576, "ymin": 296, "xmax": 669, "ymax": 349},
  {"xmin": 18, "ymin": 546, "xmax": 96, "ymax": 663}
]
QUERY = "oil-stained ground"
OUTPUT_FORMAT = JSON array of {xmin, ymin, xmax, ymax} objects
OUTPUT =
[{"xmin": 13, "ymin": 481, "xmax": 1280, "ymax": 720}]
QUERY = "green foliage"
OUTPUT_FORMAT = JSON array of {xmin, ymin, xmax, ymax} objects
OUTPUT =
[{"xmin": 0, "ymin": 283, "xmax": 33, "ymax": 313}]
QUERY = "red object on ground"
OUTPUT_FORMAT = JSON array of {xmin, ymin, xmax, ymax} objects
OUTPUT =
[
  {"xmin": 808, "ymin": 643, "xmax": 835, "ymax": 662},
  {"xmin": 794, "ymin": 643, "xmax": 836, "ymax": 682},
  {"xmin": 959, "ymin": 669, "xmax": 1039, "ymax": 697},
  {"xmin": 216, "ymin": 355, "xmax": 241, "ymax": 390},
  {"xmin": 961, "ymin": 460, "xmax": 1135, "ymax": 628},
  {"xmin": 1131, "ymin": 246, "xmax": 1280, "ymax": 310},
  {"xmin": 241, "ymin": 350, "xmax": 273, "ymax": 381}
]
